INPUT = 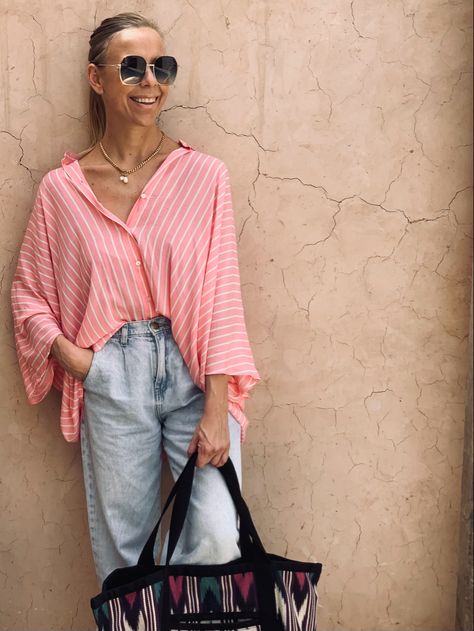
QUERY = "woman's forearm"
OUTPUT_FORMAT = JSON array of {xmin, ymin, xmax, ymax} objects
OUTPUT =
[
  {"xmin": 51, "ymin": 334, "xmax": 75, "ymax": 363},
  {"xmin": 204, "ymin": 374, "xmax": 230, "ymax": 418}
]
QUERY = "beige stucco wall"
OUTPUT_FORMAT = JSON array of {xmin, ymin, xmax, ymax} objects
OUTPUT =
[{"xmin": 1, "ymin": 1, "xmax": 472, "ymax": 629}]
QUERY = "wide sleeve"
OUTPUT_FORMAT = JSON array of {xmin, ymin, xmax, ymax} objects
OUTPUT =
[
  {"xmin": 201, "ymin": 163, "xmax": 260, "ymax": 403},
  {"xmin": 10, "ymin": 181, "xmax": 64, "ymax": 404}
]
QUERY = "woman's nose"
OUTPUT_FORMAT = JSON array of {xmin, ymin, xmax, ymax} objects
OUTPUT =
[{"xmin": 142, "ymin": 65, "xmax": 158, "ymax": 85}]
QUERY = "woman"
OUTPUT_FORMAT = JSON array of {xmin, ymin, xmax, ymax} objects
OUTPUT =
[{"xmin": 10, "ymin": 12, "xmax": 260, "ymax": 587}]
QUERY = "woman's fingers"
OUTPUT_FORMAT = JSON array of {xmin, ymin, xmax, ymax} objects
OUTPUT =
[
  {"xmin": 186, "ymin": 428, "xmax": 200, "ymax": 456},
  {"xmin": 196, "ymin": 443, "xmax": 229, "ymax": 469},
  {"xmin": 191, "ymin": 416, "xmax": 230, "ymax": 468}
]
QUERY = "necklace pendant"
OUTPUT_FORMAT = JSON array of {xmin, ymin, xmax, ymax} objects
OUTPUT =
[{"xmin": 119, "ymin": 175, "xmax": 129, "ymax": 184}]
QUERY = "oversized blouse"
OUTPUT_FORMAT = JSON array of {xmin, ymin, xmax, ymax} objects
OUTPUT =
[{"xmin": 10, "ymin": 138, "xmax": 260, "ymax": 443}]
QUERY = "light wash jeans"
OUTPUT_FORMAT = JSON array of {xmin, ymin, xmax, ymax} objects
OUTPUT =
[{"xmin": 79, "ymin": 315, "xmax": 242, "ymax": 587}]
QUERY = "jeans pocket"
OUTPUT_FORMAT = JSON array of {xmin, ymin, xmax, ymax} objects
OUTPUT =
[{"xmin": 82, "ymin": 349, "xmax": 100, "ymax": 388}]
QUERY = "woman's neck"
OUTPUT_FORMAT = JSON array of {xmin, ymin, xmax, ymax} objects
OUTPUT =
[{"xmin": 99, "ymin": 123, "xmax": 165, "ymax": 164}]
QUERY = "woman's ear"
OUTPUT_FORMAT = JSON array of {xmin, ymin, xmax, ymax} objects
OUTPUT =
[{"xmin": 87, "ymin": 64, "xmax": 104, "ymax": 96}]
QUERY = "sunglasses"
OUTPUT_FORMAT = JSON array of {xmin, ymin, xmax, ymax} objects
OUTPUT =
[{"xmin": 94, "ymin": 55, "xmax": 178, "ymax": 86}]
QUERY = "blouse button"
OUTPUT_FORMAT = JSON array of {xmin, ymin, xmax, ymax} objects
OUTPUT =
[
  {"xmin": 140, "ymin": 193, "xmax": 147, "ymax": 199},
  {"xmin": 135, "ymin": 260, "xmax": 142, "ymax": 266}
]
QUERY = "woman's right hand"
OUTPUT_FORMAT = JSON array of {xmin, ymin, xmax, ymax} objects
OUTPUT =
[{"xmin": 51, "ymin": 335, "xmax": 95, "ymax": 382}]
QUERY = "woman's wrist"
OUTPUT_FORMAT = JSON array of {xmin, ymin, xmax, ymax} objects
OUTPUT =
[
  {"xmin": 51, "ymin": 335, "xmax": 93, "ymax": 380},
  {"xmin": 51, "ymin": 334, "xmax": 80, "ymax": 365}
]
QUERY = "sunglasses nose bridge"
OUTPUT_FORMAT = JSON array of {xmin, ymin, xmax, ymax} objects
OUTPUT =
[{"xmin": 140, "ymin": 63, "xmax": 159, "ymax": 85}]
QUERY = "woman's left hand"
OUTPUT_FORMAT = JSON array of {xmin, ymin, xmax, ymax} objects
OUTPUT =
[{"xmin": 187, "ymin": 411, "xmax": 230, "ymax": 469}]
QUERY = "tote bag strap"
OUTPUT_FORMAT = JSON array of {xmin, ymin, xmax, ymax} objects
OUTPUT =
[
  {"xmin": 166, "ymin": 452, "xmax": 268, "ymax": 565},
  {"xmin": 218, "ymin": 457, "xmax": 268, "ymax": 555},
  {"xmin": 138, "ymin": 451, "xmax": 266, "ymax": 569},
  {"xmin": 161, "ymin": 453, "xmax": 284, "ymax": 631},
  {"xmin": 137, "ymin": 452, "xmax": 197, "ymax": 568}
]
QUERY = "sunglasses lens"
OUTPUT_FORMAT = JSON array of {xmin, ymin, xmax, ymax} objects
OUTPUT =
[
  {"xmin": 153, "ymin": 56, "xmax": 178, "ymax": 85},
  {"xmin": 120, "ymin": 56, "xmax": 146, "ymax": 84}
]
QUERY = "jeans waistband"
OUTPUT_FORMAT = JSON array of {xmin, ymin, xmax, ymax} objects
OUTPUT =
[{"xmin": 111, "ymin": 315, "xmax": 171, "ymax": 342}]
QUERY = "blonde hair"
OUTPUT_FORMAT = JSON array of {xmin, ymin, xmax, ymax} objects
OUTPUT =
[{"xmin": 88, "ymin": 12, "xmax": 164, "ymax": 145}]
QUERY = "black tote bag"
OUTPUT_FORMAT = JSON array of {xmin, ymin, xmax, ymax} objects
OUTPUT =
[{"xmin": 90, "ymin": 451, "xmax": 323, "ymax": 630}]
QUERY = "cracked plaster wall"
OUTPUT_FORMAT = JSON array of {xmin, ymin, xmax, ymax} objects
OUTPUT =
[{"xmin": 0, "ymin": 1, "xmax": 472, "ymax": 629}]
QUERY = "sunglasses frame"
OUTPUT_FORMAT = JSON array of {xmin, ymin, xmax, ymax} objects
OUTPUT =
[{"xmin": 93, "ymin": 54, "xmax": 178, "ymax": 86}]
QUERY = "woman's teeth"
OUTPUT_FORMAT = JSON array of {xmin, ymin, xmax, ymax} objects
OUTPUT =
[{"xmin": 130, "ymin": 97, "xmax": 158, "ymax": 104}]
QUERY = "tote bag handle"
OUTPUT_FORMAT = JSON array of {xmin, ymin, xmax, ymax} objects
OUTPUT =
[
  {"xmin": 165, "ymin": 451, "xmax": 269, "ymax": 566},
  {"xmin": 157, "ymin": 452, "xmax": 284, "ymax": 631},
  {"xmin": 137, "ymin": 451, "xmax": 267, "ymax": 568},
  {"xmin": 137, "ymin": 451, "xmax": 197, "ymax": 568}
]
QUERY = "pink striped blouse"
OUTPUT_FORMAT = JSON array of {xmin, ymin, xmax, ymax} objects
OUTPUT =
[{"xmin": 11, "ymin": 138, "xmax": 260, "ymax": 443}]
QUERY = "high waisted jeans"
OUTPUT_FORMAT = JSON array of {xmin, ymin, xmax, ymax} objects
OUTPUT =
[{"xmin": 79, "ymin": 315, "xmax": 242, "ymax": 588}]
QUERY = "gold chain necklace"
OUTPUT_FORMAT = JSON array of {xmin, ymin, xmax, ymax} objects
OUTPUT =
[{"xmin": 99, "ymin": 130, "xmax": 165, "ymax": 184}]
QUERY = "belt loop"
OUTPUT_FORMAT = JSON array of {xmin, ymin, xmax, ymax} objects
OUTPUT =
[{"xmin": 120, "ymin": 323, "xmax": 129, "ymax": 346}]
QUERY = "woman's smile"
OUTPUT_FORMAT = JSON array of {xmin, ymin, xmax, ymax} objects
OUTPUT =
[{"xmin": 129, "ymin": 95, "xmax": 160, "ymax": 109}]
